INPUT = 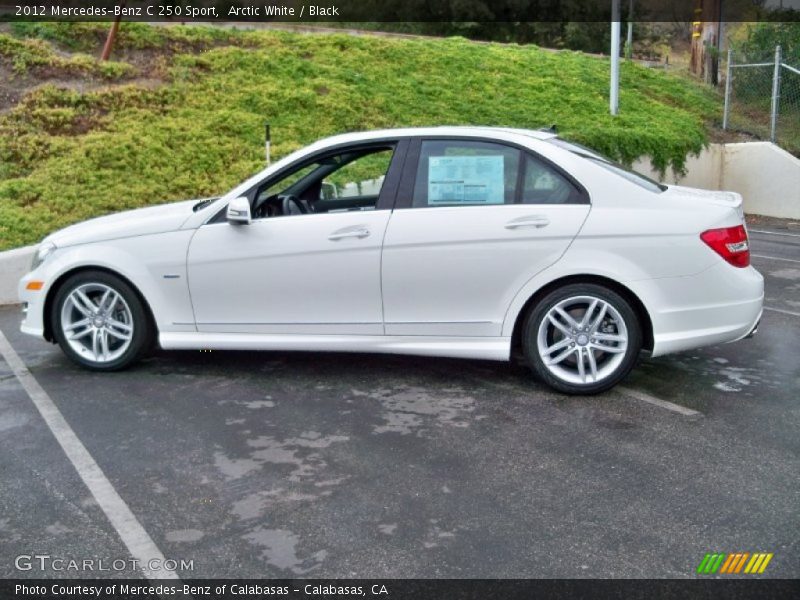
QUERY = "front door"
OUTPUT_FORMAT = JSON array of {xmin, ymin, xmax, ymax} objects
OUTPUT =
[{"xmin": 187, "ymin": 143, "xmax": 403, "ymax": 335}]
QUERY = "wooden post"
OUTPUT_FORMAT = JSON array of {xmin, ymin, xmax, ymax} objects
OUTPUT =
[{"xmin": 100, "ymin": 12, "xmax": 123, "ymax": 61}]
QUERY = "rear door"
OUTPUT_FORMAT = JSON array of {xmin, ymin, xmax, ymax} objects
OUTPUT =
[{"xmin": 381, "ymin": 137, "xmax": 590, "ymax": 337}]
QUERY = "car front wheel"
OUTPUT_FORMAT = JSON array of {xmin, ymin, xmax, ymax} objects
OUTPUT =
[
  {"xmin": 523, "ymin": 283, "xmax": 642, "ymax": 395},
  {"xmin": 51, "ymin": 271, "xmax": 152, "ymax": 371}
]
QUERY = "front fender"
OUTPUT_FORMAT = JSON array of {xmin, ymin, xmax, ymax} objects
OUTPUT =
[{"xmin": 24, "ymin": 231, "xmax": 196, "ymax": 335}]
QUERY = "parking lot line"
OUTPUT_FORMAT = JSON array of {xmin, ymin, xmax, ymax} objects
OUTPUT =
[
  {"xmin": 616, "ymin": 386, "xmax": 702, "ymax": 417},
  {"xmin": 763, "ymin": 306, "xmax": 800, "ymax": 318},
  {"xmin": 749, "ymin": 229, "xmax": 800, "ymax": 238},
  {"xmin": 0, "ymin": 328, "xmax": 179, "ymax": 581},
  {"xmin": 751, "ymin": 254, "xmax": 800, "ymax": 264}
]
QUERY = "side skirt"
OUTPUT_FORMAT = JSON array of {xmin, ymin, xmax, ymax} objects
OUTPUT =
[{"xmin": 159, "ymin": 332, "xmax": 511, "ymax": 361}]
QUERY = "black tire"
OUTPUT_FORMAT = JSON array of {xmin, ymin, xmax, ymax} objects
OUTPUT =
[
  {"xmin": 522, "ymin": 283, "xmax": 642, "ymax": 395},
  {"xmin": 51, "ymin": 270, "xmax": 154, "ymax": 371}
]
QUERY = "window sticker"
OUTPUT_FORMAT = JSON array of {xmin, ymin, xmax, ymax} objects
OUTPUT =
[{"xmin": 428, "ymin": 155, "xmax": 505, "ymax": 204}]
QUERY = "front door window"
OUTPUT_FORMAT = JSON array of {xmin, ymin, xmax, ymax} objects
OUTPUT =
[{"xmin": 252, "ymin": 146, "xmax": 396, "ymax": 219}]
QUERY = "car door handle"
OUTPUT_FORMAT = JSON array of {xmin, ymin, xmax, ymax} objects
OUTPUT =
[
  {"xmin": 328, "ymin": 227, "xmax": 370, "ymax": 241},
  {"xmin": 504, "ymin": 215, "xmax": 550, "ymax": 229}
]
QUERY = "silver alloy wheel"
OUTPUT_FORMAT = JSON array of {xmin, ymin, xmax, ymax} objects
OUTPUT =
[
  {"xmin": 60, "ymin": 283, "xmax": 134, "ymax": 364},
  {"xmin": 536, "ymin": 295, "xmax": 628, "ymax": 386}
]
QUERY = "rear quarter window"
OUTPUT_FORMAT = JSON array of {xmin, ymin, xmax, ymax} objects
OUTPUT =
[{"xmin": 547, "ymin": 137, "xmax": 667, "ymax": 193}]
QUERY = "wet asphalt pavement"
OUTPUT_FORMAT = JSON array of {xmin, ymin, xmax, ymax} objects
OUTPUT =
[{"xmin": 0, "ymin": 228, "xmax": 798, "ymax": 580}]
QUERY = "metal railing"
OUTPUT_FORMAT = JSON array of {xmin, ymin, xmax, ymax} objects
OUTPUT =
[{"xmin": 723, "ymin": 46, "xmax": 800, "ymax": 154}]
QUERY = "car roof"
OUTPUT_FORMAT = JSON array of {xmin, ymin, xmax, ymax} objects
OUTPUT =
[{"xmin": 313, "ymin": 126, "xmax": 558, "ymax": 148}]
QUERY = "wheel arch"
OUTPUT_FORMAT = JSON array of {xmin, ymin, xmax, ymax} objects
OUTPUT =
[
  {"xmin": 509, "ymin": 274, "xmax": 654, "ymax": 356},
  {"xmin": 43, "ymin": 265, "xmax": 157, "ymax": 343}
]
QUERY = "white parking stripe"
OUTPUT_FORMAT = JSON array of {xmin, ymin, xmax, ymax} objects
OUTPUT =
[
  {"xmin": 763, "ymin": 306, "xmax": 800, "ymax": 318},
  {"xmin": 0, "ymin": 328, "xmax": 180, "ymax": 581},
  {"xmin": 751, "ymin": 254, "xmax": 800, "ymax": 264},
  {"xmin": 749, "ymin": 229, "xmax": 800, "ymax": 238},
  {"xmin": 617, "ymin": 386, "xmax": 702, "ymax": 417}
]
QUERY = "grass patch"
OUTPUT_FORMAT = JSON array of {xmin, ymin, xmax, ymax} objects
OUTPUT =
[
  {"xmin": 0, "ymin": 33, "xmax": 135, "ymax": 79},
  {"xmin": 0, "ymin": 23, "xmax": 722, "ymax": 250},
  {"xmin": 10, "ymin": 21, "xmax": 247, "ymax": 53}
]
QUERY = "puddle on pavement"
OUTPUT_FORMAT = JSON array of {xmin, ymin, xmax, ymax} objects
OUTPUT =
[
  {"xmin": 165, "ymin": 529, "xmax": 205, "ymax": 543},
  {"xmin": 421, "ymin": 518, "xmax": 461, "ymax": 549},
  {"xmin": 242, "ymin": 527, "xmax": 327, "ymax": 574},
  {"xmin": 637, "ymin": 352, "xmax": 781, "ymax": 401},
  {"xmin": 351, "ymin": 385, "xmax": 476, "ymax": 436},
  {"xmin": 212, "ymin": 426, "xmax": 352, "ymax": 573},
  {"xmin": 214, "ymin": 431, "xmax": 349, "ymax": 483},
  {"xmin": 768, "ymin": 268, "xmax": 800, "ymax": 280}
]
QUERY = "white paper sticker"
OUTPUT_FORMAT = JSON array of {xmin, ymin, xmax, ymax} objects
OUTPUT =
[{"xmin": 428, "ymin": 155, "xmax": 505, "ymax": 204}]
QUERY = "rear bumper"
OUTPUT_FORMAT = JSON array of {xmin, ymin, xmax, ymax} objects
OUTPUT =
[
  {"xmin": 745, "ymin": 318, "xmax": 760, "ymax": 338},
  {"xmin": 632, "ymin": 262, "xmax": 764, "ymax": 357},
  {"xmin": 650, "ymin": 303, "xmax": 762, "ymax": 356}
]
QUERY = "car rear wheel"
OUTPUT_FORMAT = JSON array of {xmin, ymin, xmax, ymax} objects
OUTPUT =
[
  {"xmin": 523, "ymin": 283, "xmax": 642, "ymax": 395},
  {"xmin": 51, "ymin": 271, "xmax": 152, "ymax": 371}
]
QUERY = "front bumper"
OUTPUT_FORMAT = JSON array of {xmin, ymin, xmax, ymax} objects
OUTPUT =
[{"xmin": 18, "ymin": 271, "xmax": 47, "ymax": 338}]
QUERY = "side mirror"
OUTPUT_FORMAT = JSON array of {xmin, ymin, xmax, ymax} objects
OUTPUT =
[{"xmin": 226, "ymin": 197, "xmax": 251, "ymax": 224}]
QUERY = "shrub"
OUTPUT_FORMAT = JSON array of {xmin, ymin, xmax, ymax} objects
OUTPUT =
[{"xmin": 0, "ymin": 23, "xmax": 722, "ymax": 250}]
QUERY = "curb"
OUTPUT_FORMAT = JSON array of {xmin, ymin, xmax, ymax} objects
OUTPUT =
[{"xmin": 0, "ymin": 245, "xmax": 35, "ymax": 305}]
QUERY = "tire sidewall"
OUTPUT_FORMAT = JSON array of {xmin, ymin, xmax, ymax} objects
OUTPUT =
[
  {"xmin": 51, "ymin": 270, "xmax": 151, "ymax": 371},
  {"xmin": 523, "ymin": 283, "xmax": 642, "ymax": 395}
]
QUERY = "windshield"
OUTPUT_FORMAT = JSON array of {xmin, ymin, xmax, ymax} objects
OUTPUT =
[{"xmin": 547, "ymin": 138, "xmax": 667, "ymax": 193}]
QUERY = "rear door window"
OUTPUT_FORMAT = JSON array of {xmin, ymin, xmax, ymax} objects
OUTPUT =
[{"xmin": 412, "ymin": 140, "xmax": 521, "ymax": 207}]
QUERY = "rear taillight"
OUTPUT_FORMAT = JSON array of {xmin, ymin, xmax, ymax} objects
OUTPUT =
[{"xmin": 700, "ymin": 225, "xmax": 750, "ymax": 268}]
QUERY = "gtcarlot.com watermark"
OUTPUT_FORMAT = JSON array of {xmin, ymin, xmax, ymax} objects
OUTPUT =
[{"xmin": 15, "ymin": 554, "xmax": 194, "ymax": 572}]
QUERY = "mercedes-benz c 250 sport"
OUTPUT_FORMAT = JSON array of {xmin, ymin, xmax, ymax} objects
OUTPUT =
[{"xmin": 18, "ymin": 127, "xmax": 763, "ymax": 394}]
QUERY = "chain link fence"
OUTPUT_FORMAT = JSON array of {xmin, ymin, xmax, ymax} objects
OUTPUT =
[{"xmin": 723, "ymin": 46, "xmax": 800, "ymax": 156}]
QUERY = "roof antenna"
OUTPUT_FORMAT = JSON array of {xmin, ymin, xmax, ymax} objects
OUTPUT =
[
  {"xmin": 538, "ymin": 124, "xmax": 557, "ymax": 134},
  {"xmin": 265, "ymin": 122, "xmax": 271, "ymax": 166}
]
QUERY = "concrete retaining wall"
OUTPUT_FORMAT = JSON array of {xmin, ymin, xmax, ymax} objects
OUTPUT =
[
  {"xmin": 0, "ymin": 245, "xmax": 34, "ymax": 305},
  {"xmin": 634, "ymin": 142, "xmax": 800, "ymax": 219}
]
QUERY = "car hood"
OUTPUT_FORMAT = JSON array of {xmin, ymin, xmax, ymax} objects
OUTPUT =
[{"xmin": 43, "ymin": 198, "xmax": 216, "ymax": 248}]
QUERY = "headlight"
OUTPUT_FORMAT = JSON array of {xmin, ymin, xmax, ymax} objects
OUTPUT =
[{"xmin": 31, "ymin": 242, "xmax": 56, "ymax": 271}]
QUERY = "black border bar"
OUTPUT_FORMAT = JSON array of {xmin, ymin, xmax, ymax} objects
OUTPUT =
[
  {"xmin": 3, "ymin": 579, "xmax": 800, "ymax": 600},
  {"xmin": 3, "ymin": 0, "xmax": 799, "ymax": 23}
]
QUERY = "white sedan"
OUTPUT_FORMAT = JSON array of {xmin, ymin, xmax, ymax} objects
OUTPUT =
[{"xmin": 18, "ymin": 127, "xmax": 763, "ymax": 394}]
